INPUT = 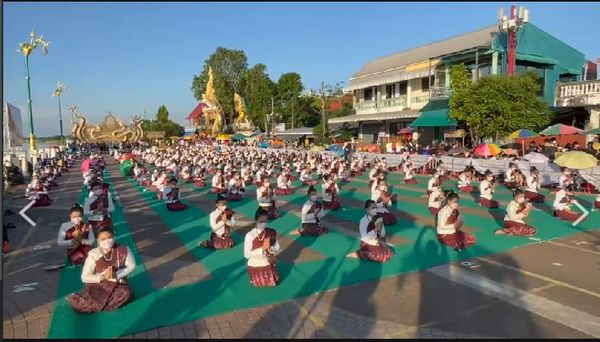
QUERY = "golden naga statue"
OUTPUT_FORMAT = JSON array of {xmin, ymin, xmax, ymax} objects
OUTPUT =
[
  {"xmin": 201, "ymin": 67, "xmax": 224, "ymax": 136},
  {"xmin": 72, "ymin": 113, "xmax": 144, "ymax": 143}
]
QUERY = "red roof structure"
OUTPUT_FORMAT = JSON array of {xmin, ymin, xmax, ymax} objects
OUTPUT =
[{"xmin": 187, "ymin": 102, "xmax": 209, "ymax": 120}]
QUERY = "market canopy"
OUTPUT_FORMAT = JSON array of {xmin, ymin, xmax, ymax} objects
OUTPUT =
[
  {"xmin": 410, "ymin": 99, "xmax": 457, "ymax": 127},
  {"xmin": 539, "ymin": 124, "xmax": 585, "ymax": 136}
]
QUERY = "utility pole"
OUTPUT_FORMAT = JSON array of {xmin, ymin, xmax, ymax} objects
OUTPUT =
[
  {"xmin": 498, "ymin": 5, "xmax": 529, "ymax": 75},
  {"xmin": 320, "ymin": 81, "xmax": 327, "ymax": 139},
  {"xmin": 271, "ymin": 97, "xmax": 275, "ymax": 136},
  {"xmin": 291, "ymin": 98, "xmax": 295, "ymax": 129}
]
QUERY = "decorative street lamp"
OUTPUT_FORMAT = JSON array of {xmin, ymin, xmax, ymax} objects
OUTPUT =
[
  {"xmin": 17, "ymin": 29, "xmax": 50, "ymax": 151},
  {"xmin": 52, "ymin": 82, "xmax": 67, "ymax": 144},
  {"xmin": 497, "ymin": 5, "xmax": 529, "ymax": 75}
]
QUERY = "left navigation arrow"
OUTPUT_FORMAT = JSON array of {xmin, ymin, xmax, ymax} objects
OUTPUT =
[{"xmin": 19, "ymin": 199, "xmax": 37, "ymax": 227}]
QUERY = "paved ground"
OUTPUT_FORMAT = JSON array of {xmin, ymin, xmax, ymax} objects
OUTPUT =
[{"xmin": 3, "ymin": 157, "xmax": 600, "ymax": 339}]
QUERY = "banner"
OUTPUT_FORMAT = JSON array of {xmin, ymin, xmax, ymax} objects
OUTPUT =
[{"xmin": 3, "ymin": 102, "xmax": 24, "ymax": 149}]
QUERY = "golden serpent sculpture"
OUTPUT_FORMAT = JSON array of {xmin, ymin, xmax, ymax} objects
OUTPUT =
[{"xmin": 72, "ymin": 113, "xmax": 144, "ymax": 143}]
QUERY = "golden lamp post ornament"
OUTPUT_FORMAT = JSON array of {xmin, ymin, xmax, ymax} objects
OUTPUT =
[
  {"xmin": 52, "ymin": 82, "xmax": 67, "ymax": 144},
  {"xmin": 17, "ymin": 29, "xmax": 50, "ymax": 151}
]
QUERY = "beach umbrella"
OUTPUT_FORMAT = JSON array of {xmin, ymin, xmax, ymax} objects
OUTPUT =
[
  {"xmin": 554, "ymin": 151, "xmax": 598, "ymax": 169},
  {"xmin": 586, "ymin": 128, "xmax": 600, "ymax": 135},
  {"xmin": 539, "ymin": 124, "xmax": 585, "ymax": 136},
  {"xmin": 524, "ymin": 152, "xmax": 549, "ymax": 163},
  {"xmin": 80, "ymin": 158, "xmax": 93, "ymax": 172},
  {"xmin": 473, "ymin": 143, "xmax": 502, "ymax": 157},
  {"xmin": 503, "ymin": 148, "xmax": 517, "ymax": 155},
  {"xmin": 398, "ymin": 127, "xmax": 414, "ymax": 134},
  {"xmin": 120, "ymin": 159, "xmax": 134, "ymax": 176},
  {"xmin": 231, "ymin": 133, "xmax": 247, "ymax": 141},
  {"xmin": 507, "ymin": 129, "xmax": 537, "ymax": 139}
]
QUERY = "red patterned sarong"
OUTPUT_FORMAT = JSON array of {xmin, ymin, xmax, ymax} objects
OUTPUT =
[
  {"xmin": 554, "ymin": 209, "xmax": 582, "ymax": 222},
  {"xmin": 247, "ymin": 264, "xmax": 279, "ymax": 287},
  {"xmin": 323, "ymin": 200, "xmax": 341, "ymax": 210},
  {"xmin": 208, "ymin": 232, "xmax": 234, "ymax": 249},
  {"xmin": 228, "ymin": 193, "xmax": 242, "ymax": 201},
  {"xmin": 525, "ymin": 191, "xmax": 545, "ymax": 203},
  {"xmin": 404, "ymin": 178, "xmax": 418, "ymax": 184},
  {"xmin": 356, "ymin": 241, "xmax": 393, "ymax": 263},
  {"xmin": 479, "ymin": 197, "xmax": 499, "ymax": 208},
  {"xmin": 459, "ymin": 185, "xmax": 474, "ymax": 193},
  {"xmin": 502, "ymin": 221, "xmax": 536, "ymax": 236},
  {"xmin": 67, "ymin": 245, "xmax": 93, "ymax": 265},
  {"xmin": 33, "ymin": 195, "xmax": 52, "ymax": 207},
  {"xmin": 210, "ymin": 187, "xmax": 227, "ymax": 195},
  {"xmin": 275, "ymin": 188, "xmax": 291, "ymax": 196},
  {"xmin": 438, "ymin": 231, "xmax": 476, "ymax": 250},
  {"xmin": 381, "ymin": 212, "xmax": 397, "ymax": 226},
  {"xmin": 300, "ymin": 223, "xmax": 329, "ymax": 237},
  {"xmin": 595, "ymin": 201, "xmax": 600, "ymax": 209},
  {"xmin": 166, "ymin": 201, "xmax": 188, "ymax": 211},
  {"xmin": 302, "ymin": 180, "xmax": 317, "ymax": 186}
]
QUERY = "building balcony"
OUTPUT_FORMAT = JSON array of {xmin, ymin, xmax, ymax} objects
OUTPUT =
[
  {"xmin": 555, "ymin": 80, "xmax": 600, "ymax": 107},
  {"xmin": 430, "ymin": 86, "xmax": 451, "ymax": 99},
  {"xmin": 354, "ymin": 94, "xmax": 430, "ymax": 114}
]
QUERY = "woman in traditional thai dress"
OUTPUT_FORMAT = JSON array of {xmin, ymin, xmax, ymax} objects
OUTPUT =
[
  {"xmin": 199, "ymin": 196, "xmax": 236, "ymax": 249},
  {"xmin": 403, "ymin": 159, "xmax": 418, "ymax": 184},
  {"xmin": 427, "ymin": 172, "xmax": 442, "ymax": 196},
  {"xmin": 348, "ymin": 200, "xmax": 394, "ymax": 262},
  {"xmin": 321, "ymin": 174, "xmax": 341, "ymax": 210},
  {"xmin": 553, "ymin": 182, "xmax": 585, "ymax": 222},
  {"xmin": 227, "ymin": 173, "xmax": 245, "ymax": 201},
  {"xmin": 504, "ymin": 163, "xmax": 518, "ymax": 189},
  {"xmin": 210, "ymin": 170, "xmax": 228, "ymax": 195},
  {"xmin": 436, "ymin": 192, "xmax": 476, "ymax": 251},
  {"xmin": 524, "ymin": 167, "xmax": 545, "ymax": 203},
  {"xmin": 371, "ymin": 179, "xmax": 397, "ymax": 226},
  {"xmin": 275, "ymin": 171, "xmax": 292, "ymax": 196},
  {"xmin": 83, "ymin": 181, "xmax": 115, "ymax": 235},
  {"xmin": 496, "ymin": 189, "xmax": 536, "ymax": 236},
  {"xmin": 293, "ymin": 186, "xmax": 328, "ymax": 237},
  {"xmin": 478, "ymin": 170, "xmax": 499, "ymax": 208},
  {"xmin": 164, "ymin": 177, "xmax": 188, "ymax": 211},
  {"xmin": 57, "ymin": 204, "xmax": 95, "ymax": 265},
  {"xmin": 256, "ymin": 177, "xmax": 280, "ymax": 219},
  {"xmin": 300, "ymin": 165, "xmax": 316, "ymax": 186},
  {"xmin": 25, "ymin": 174, "xmax": 52, "ymax": 207},
  {"xmin": 66, "ymin": 227, "xmax": 135, "ymax": 313},
  {"xmin": 244, "ymin": 209, "xmax": 281, "ymax": 287},
  {"xmin": 457, "ymin": 168, "xmax": 475, "ymax": 193}
]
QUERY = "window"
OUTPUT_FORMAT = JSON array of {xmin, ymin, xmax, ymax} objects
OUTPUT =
[
  {"xmin": 363, "ymin": 88, "xmax": 373, "ymax": 100},
  {"xmin": 386, "ymin": 84, "xmax": 396, "ymax": 98},
  {"xmin": 421, "ymin": 77, "xmax": 431, "ymax": 91},
  {"xmin": 478, "ymin": 64, "xmax": 491, "ymax": 78},
  {"xmin": 398, "ymin": 81, "xmax": 408, "ymax": 95}
]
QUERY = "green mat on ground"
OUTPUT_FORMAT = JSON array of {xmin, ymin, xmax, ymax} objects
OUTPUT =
[{"xmin": 47, "ymin": 167, "xmax": 600, "ymax": 338}]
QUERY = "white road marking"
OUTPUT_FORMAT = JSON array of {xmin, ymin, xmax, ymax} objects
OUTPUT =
[
  {"xmin": 19, "ymin": 199, "xmax": 37, "ymax": 227},
  {"xmin": 5, "ymin": 263, "xmax": 42, "ymax": 276},
  {"xmin": 428, "ymin": 264, "xmax": 600, "ymax": 338},
  {"xmin": 552, "ymin": 262, "xmax": 563, "ymax": 267}
]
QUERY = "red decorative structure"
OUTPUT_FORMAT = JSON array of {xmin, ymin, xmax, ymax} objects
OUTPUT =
[{"xmin": 186, "ymin": 102, "xmax": 209, "ymax": 127}]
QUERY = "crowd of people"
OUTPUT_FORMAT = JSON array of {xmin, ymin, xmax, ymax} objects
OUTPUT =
[{"xmin": 9, "ymin": 138, "xmax": 600, "ymax": 315}]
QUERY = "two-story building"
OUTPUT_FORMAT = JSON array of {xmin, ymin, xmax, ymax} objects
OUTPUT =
[{"xmin": 331, "ymin": 22, "xmax": 588, "ymax": 145}]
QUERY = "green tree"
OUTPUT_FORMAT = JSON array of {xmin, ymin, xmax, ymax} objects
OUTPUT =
[
  {"xmin": 449, "ymin": 64, "xmax": 552, "ymax": 143},
  {"xmin": 241, "ymin": 63, "xmax": 276, "ymax": 131},
  {"xmin": 191, "ymin": 47, "xmax": 249, "ymax": 126},
  {"xmin": 156, "ymin": 105, "xmax": 169, "ymax": 123},
  {"xmin": 275, "ymin": 72, "xmax": 304, "ymax": 126}
]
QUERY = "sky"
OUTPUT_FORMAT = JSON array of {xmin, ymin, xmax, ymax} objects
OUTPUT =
[{"xmin": 4, "ymin": 1, "xmax": 600, "ymax": 137}]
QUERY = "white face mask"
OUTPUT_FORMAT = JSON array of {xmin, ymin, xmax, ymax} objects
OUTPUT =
[
  {"xmin": 516, "ymin": 197, "xmax": 526, "ymax": 204},
  {"xmin": 93, "ymin": 189, "xmax": 102, "ymax": 196},
  {"xmin": 71, "ymin": 217, "xmax": 83, "ymax": 225},
  {"xmin": 256, "ymin": 222, "xmax": 267, "ymax": 231},
  {"xmin": 369, "ymin": 208, "xmax": 378, "ymax": 216},
  {"xmin": 310, "ymin": 195, "xmax": 318, "ymax": 202},
  {"xmin": 99, "ymin": 238, "xmax": 114, "ymax": 250}
]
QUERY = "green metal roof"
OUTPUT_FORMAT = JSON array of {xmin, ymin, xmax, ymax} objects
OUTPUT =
[
  {"xmin": 515, "ymin": 52, "xmax": 558, "ymax": 65},
  {"xmin": 410, "ymin": 99, "xmax": 457, "ymax": 128}
]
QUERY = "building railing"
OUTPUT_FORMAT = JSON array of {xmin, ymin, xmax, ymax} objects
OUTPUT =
[
  {"xmin": 555, "ymin": 80, "xmax": 600, "ymax": 107},
  {"xmin": 430, "ymin": 86, "xmax": 451, "ymax": 99},
  {"xmin": 354, "ymin": 94, "xmax": 432, "ymax": 113}
]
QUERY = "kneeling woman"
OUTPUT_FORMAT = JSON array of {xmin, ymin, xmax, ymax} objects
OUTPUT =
[
  {"xmin": 436, "ymin": 192, "xmax": 476, "ymax": 251},
  {"xmin": 84, "ymin": 181, "xmax": 115, "ymax": 234},
  {"xmin": 57, "ymin": 204, "xmax": 95, "ymax": 265},
  {"xmin": 164, "ymin": 177, "xmax": 188, "ymax": 211},
  {"xmin": 322, "ymin": 174, "xmax": 341, "ymax": 210},
  {"xmin": 553, "ymin": 183, "xmax": 585, "ymax": 222},
  {"xmin": 497, "ymin": 190, "xmax": 536, "ymax": 236},
  {"xmin": 371, "ymin": 179, "xmax": 397, "ymax": 226},
  {"xmin": 199, "ymin": 196, "xmax": 235, "ymax": 249},
  {"xmin": 295, "ymin": 186, "xmax": 328, "ymax": 237},
  {"xmin": 349, "ymin": 200, "xmax": 394, "ymax": 262},
  {"xmin": 244, "ymin": 209, "xmax": 281, "ymax": 287},
  {"xmin": 257, "ymin": 178, "xmax": 280, "ymax": 219},
  {"xmin": 66, "ymin": 227, "xmax": 135, "ymax": 313},
  {"xmin": 478, "ymin": 171, "xmax": 499, "ymax": 208}
]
